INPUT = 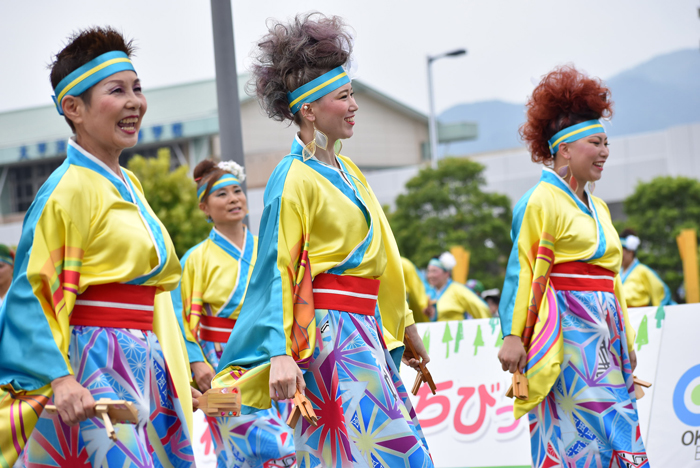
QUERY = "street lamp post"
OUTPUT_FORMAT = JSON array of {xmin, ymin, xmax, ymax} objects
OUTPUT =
[{"xmin": 427, "ymin": 48, "xmax": 467, "ymax": 169}]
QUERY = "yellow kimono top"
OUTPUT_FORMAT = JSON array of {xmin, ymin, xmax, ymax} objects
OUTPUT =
[
  {"xmin": 621, "ymin": 258, "xmax": 674, "ymax": 307},
  {"xmin": 171, "ymin": 227, "xmax": 258, "ymax": 364},
  {"xmin": 499, "ymin": 167, "xmax": 635, "ymax": 418},
  {"xmin": 401, "ymin": 257, "xmax": 429, "ymax": 323},
  {"xmin": 431, "ymin": 279, "xmax": 491, "ymax": 321},
  {"xmin": 214, "ymin": 135, "xmax": 413, "ymax": 413},
  {"xmin": 0, "ymin": 139, "xmax": 192, "ymax": 464}
]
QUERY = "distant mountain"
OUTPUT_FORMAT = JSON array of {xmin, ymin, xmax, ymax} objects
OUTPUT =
[
  {"xmin": 440, "ymin": 48, "xmax": 700, "ymax": 156},
  {"xmin": 439, "ymin": 100, "xmax": 524, "ymax": 155}
]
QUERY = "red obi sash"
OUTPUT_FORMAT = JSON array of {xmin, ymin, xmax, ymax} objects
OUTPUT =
[
  {"xmin": 312, "ymin": 273, "xmax": 380, "ymax": 315},
  {"xmin": 199, "ymin": 315, "xmax": 236, "ymax": 343},
  {"xmin": 70, "ymin": 283, "xmax": 157, "ymax": 331},
  {"xmin": 549, "ymin": 262, "xmax": 616, "ymax": 293}
]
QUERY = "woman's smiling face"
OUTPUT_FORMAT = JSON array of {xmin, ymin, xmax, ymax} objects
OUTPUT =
[
  {"xmin": 561, "ymin": 132, "xmax": 609, "ymax": 183},
  {"xmin": 70, "ymin": 70, "xmax": 147, "ymax": 153},
  {"xmin": 311, "ymin": 83, "xmax": 358, "ymax": 141},
  {"xmin": 200, "ymin": 183, "xmax": 247, "ymax": 225}
]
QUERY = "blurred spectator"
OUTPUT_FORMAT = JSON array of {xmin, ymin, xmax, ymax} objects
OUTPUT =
[
  {"xmin": 620, "ymin": 228, "xmax": 675, "ymax": 307},
  {"xmin": 0, "ymin": 244, "xmax": 14, "ymax": 307},
  {"xmin": 426, "ymin": 252, "xmax": 491, "ymax": 321},
  {"xmin": 401, "ymin": 257, "xmax": 430, "ymax": 323},
  {"xmin": 481, "ymin": 288, "xmax": 500, "ymax": 317},
  {"xmin": 466, "ymin": 279, "xmax": 484, "ymax": 296}
]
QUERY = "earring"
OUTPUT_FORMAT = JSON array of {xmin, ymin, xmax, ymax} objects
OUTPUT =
[
  {"xmin": 314, "ymin": 124, "xmax": 328, "ymax": 151},
  {"xmin": 568, "ymin": 176, "xmax": 579, "ymax": 193},
  {"xmin": 302, "ymin": 123, "xmax": 329, "ymax": 161},
  {"xmin": 334, "ymin": 139, "xmax": 342, "ymax": 156},
  {"xmin": 206, "ymin": 216, "xmax": 213, "ymax": 224},
  {"xmin": 588, "ymin": 181, "xmax": 596, "ymax": 194},
  {"xmin": 557, "ymin": 163, "xmax": 579, "ymax": 192}
]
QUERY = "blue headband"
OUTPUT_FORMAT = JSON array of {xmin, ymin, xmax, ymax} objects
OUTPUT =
[
  {"xmin": 197, "ymin": 173, "xmax": 240, "ymax": 201},
  {"xmin": 428, "ymin": 258, "xmax": 448, "ymax": 272},
  {"xmin": 548, "ymin": 120, "xmax": 605, "ymax": 155},
  {"xmin": 0, "ymin": 248, "xmax": 12, "ymax": 267},
  {"xmin": 52, "ymin": 51, "xmax": 136, "ymax": 116},
  {"xmin": 286, "ymin": 66, "xmax": 351, "ymax": 115}
]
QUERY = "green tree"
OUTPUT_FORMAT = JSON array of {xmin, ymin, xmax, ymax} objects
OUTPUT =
[
  {"xmin": 387, "ymin": 158, "xmax": 512, "ymax": 289},
  {"xmin": 127, "ymin": 149, "xmax": 211, "ymax": 258},
  {"xmin": 442, "ymin": 323, "xmax": 453, "ymax": 358},
  {"xmin": 635, "ymin": 315, "xmax": 648, "ymax": 351},
  {"xmin": 473, "ymin": 324, "xmax": 484, "ymax": 355},
  {"xmin": 618, "ymin": 176, "xmax": 700, "ymax": 301},
  {"xmin": 422, "ymin": 329, "xmax": 431, "ymax": 355},
  {"xmin": 454, "ymin": 322, "xmax": 464, "ymax": 353},
  {"xmin": 654, "ymin": 305, "xmax": 665, "ymax": 329}
]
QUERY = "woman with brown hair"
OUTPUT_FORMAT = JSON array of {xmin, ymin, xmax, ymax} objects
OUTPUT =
[
  {"xmin": 212, "ymin": 13, "xmax": 433, "ymax": 468},
  {"xmin": 497, "ymin": 66, "xmax": 649, "ymax": 467},
  {"xmin": 0, "ymin": 27, "xmax": 194, "ymax": 467},
  {"xmin": 171, "ymin": 159, "xmax": 295, "ymax": 467}
]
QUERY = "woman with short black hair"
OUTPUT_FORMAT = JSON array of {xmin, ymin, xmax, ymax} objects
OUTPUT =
[{"xmin": 0, "ymin": 27, "xmax": 194, "ymax": 467}]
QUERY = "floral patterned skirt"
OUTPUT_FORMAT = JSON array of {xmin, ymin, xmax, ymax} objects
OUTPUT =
[
  {"xmin": 23, "ymin": 326, "xmax": 193, "ymax": 467},
  {"xmin": 201, "ymin": 338, "xmax": 296, "ymax": 468},
  {"xmin": 294, "ymin": 308, "xmax": 433, "ymax": 468},
  {"xmin": 529, "ymin": 290, "xmax": 649, "ymax": 468}
]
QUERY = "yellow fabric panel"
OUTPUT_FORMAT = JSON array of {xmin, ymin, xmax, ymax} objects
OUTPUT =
[
  {"xmin": 27, "ymin": 197, "xmax": 84, "ymax": 376},
  {"xmin": 436, "ymin": 281, "xmax": 491, "ymax": 321},
  {"xmin": 623, "ymin": 263, "xmax": 666, "ymax": 307},
  {"xmin": 152, "ymin": 291, "xmax": 193, "ymax": 435},
  {"xmin": 401, "ymin": 257, "xmax": 429, "ymax": 323},
  {"xmin": 274, "ymin": 156, "xmax": 409, "ymax": 352},
  {"xmin": 339, "ymin": 155, "xmax": 412, "ymax": 348}
]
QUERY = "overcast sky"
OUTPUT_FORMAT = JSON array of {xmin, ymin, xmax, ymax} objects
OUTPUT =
[{"xmin": 1, "ymin": 0, "xmax": 697, "ymax": 115}]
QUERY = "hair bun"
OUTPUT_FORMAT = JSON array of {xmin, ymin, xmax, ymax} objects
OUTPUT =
[{"xmin": 193, "ymin": 159, "xmax": 217, "ymax": 182}]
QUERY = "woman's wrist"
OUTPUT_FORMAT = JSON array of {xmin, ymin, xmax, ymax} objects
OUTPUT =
[
  {"xmin": 271, "ymin": 354, "xmax": 293, "ymax": 362},
  {"xmin": 51, "ymin": 374, "xmax": 76, "ymax": 387}
]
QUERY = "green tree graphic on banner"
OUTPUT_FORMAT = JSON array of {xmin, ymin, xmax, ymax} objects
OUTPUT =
[
  {"xmin": 655, "ymin": 305, "xmax": 665, "ymax": 329},
  {"xmin": 442, "ymin": 323, "xmax": 453, "ymax": 358},
  {"xmin": 455, "ymin": 322, "xmax": 464, "ymax": 353},
  {"xmin": 489, "ymin": 317, "xmax": 499, "ymax": 334},
  {"xmin": 636, "ymin": 315, "xmax": 649, "ymax": 351},
  {"xmin": 423, "ymin": 329, "xmax": 430, "ymax": 355},
  {"xmin": 495, "ymin": 330, "xmax": 503, "ymax": 348},
  {"xmin": 474, "ymin": 325, "xmax": 485, "ymax": 355}
]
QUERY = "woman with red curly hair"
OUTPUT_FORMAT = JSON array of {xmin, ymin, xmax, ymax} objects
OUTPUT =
[{"xmin": 497, "ymin": 66, "xmax": 649, "ymax": 467}]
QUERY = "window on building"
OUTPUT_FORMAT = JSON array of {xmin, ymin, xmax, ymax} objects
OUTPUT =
[{"xmin": 9, "ymin": 159, "xmax": 62, "ymax": 213}]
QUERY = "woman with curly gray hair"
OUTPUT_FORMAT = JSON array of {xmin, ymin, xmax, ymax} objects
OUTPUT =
[{"xmin": 213, "ymin": 12, "xmax": 433, "ymax": 467}]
